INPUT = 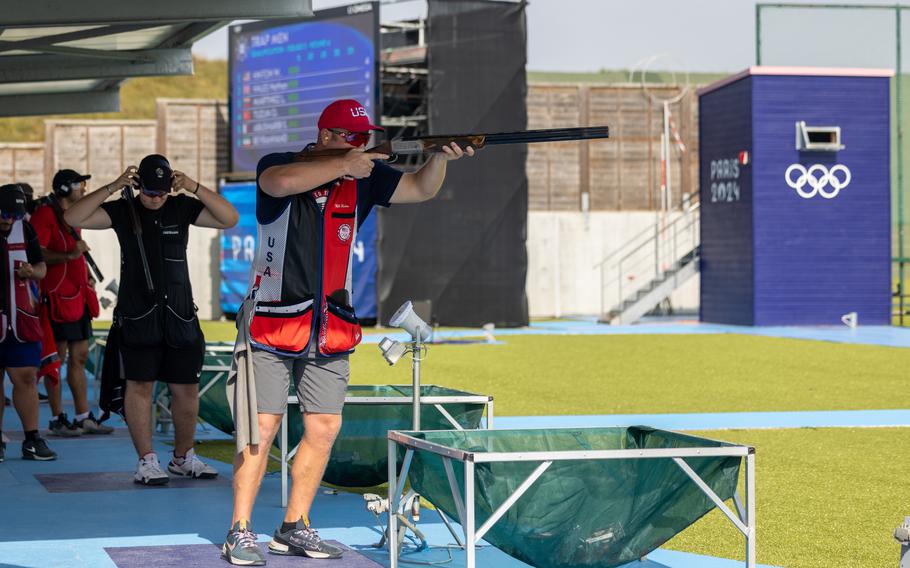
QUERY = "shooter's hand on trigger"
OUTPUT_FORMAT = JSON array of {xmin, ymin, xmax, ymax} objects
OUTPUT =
[{"xmin": 342, "ymin": 147, "xmax": 390, "ymax": 179}]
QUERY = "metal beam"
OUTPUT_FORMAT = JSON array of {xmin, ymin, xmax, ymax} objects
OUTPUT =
[
  {"xmin": 159, "ymin": 21, "xmax": 228, "ymax": 48},
  {"xmin": 0, "ymin": 49, "xmax": 192, "ymax": 83},
  {"xmin": 0, "ymin": 42, "xmax": 157, "ymax": 62},
  {"xmin": 0, "ymin": 23, "xmax": 153, "ymax": 54},
  {"xmin": 0, "ymin": 89, "xmax": 119, "ymax": 117},
  {"xmin": 0, "ymin": 1, "xmax": 314, "ymax": 26}
]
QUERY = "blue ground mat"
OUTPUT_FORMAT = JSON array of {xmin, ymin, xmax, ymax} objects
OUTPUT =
[
  {"xmin": 34, "ymin": 471, "xmax": 231, "ymax": 493},
  {"xmin": 104, "ymin": 541, "xmax": 380, "ymax": 568}
]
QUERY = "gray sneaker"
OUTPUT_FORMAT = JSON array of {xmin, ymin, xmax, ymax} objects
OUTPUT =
[
  {"xmin": 74, "ymin": 412, "xmax": 114, "ymax": 435},
  {"xmin": 269, "ymin": 518, "xmax": 344, "ymax": 559},
  {"xmin": 222, "ymin": 520, "xmax": 265, "ymax": 566},
  {"xmin": 48, "ymin": 413, "xmax": 82, "ymax": 437}
]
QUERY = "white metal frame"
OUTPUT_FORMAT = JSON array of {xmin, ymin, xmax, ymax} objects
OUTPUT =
[
  {"xmin": 387, "ymin": 429, "xmax": 756, "ymax": 568},
  {"xmin": 279, "ymin": 389, "xmax": 494, "ymax": 507}
]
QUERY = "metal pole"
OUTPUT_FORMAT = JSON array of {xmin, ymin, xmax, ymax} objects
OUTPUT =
[
  {"xmin": 281, "ymin": 411, "xmax": 288, "ymax": 508},
  {"xmin": 755, "ymin": 4, "xmax": 762, "ymax": 66},
  {"xmin": 897, "ymin": 6, "xmax": 907, "ymax": 327},
  {"xmin": 554, "ymin": 219, "xmax": 561, "ymax": 318},
  {"xmin": 465, "ymin": 460, "xmax": 476, "ymax": 568},
  {"xmin": 664, "ymin": 101, "xmax": 672, "ymax": 213},
  {"xmin": 412, "ymin": 332, "xmax": 422, "ymax": 431},
  {"xmin": 745, "ymin": 451, "xmax": 756, "ymax": 568},
  {"xmin": 654, "ymin": 222, "xmax": 660, "ymax": 280},
  {"xmin": 388, "ymin": 438, "xmax": 399, "ymax": 568}
]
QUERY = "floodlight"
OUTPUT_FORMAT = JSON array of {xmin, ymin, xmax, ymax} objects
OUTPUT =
[
  {"xmin": 841, "ymin": 311, "xmax": 858, "ymax": 329},
  {"xmin": 482, "ymin": 322, "xmax": 496, "ymax": 343},
  {"xmin": 378, "ymin": 337, "xmax": 408, "ymax": 366},
  {"xmin": 390, "ymin": 300, "xmax": 431, "ymax": 342}
]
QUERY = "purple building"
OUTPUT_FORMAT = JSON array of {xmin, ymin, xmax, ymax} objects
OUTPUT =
[{"xmin": 698, "ymin": 67, "xmax": 892, "ymax": 326}]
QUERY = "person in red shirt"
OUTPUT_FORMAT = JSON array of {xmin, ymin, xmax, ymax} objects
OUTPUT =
[{"xmin": 30, "ymin": 169, "xmax": 111, "ymax": 436}]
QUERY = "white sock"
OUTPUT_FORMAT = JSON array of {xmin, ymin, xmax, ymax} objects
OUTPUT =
[{"xmin": 75, "ymin": 412, "xmax": 90, "ymax": 422}]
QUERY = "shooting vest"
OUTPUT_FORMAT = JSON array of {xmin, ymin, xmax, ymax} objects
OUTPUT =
[
  {"xmin": 33, "ymin": 201, "xmax": 99, "ymax": 323},
  {"xmin": 112, "ymin": 195, "xmax": 202, "ymax": 350},
  {"xmin": 0, "ymin": 220, "xmax": 42, "ymax": 343},
  {"xmin": 248, "ymin": 178, "xmax": 362, "ymax": 358}
]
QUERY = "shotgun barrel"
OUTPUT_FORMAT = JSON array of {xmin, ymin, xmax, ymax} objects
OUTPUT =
[{"xmin": 294, "ymin": 126, "xmax": 609, "ymax": 161}]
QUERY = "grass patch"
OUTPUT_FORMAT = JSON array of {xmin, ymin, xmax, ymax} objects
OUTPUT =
[
  {"xmin": 102, "ymin": 322, "xmax": 910, "ymax": 415},
  {"xmin": 347, "ymin": 334, "xmax": 910, "ymax": 416},
  {"xmin": 668, "ymin": 427, "xmax": 909, "ymax": 568}
]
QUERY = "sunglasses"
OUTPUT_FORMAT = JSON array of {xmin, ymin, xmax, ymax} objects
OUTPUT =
[
  {"xmin": 329, "ymin": 129, "xmax": 371, "ymax": 147},
  {"xmin": 0, "ymin": 212, "xmax": 24, "ymax": 221},
  {"xmin": 140, "ymin": 187, "xmax": 168, "ymax": 198}
]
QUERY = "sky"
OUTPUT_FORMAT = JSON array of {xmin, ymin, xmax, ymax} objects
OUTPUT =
[{"xmin": 192, "ymin": 0, "xmax": 910, "ymax": 73}]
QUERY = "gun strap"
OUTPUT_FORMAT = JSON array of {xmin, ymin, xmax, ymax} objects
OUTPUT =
[
  {"xmin": 122, "ymin": 190, "xmax": 155, "ymax": 296},
  {"xmin": 48, "ymin": 195, "xmax": 104, "ymax": 282}
]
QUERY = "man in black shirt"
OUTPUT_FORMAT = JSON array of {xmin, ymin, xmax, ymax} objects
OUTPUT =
[
  {"xmin": 0, "ymin": 184, "xmax": 55, "ymax": 462},
  {"xmin": 224, "ymin": 99, "xmax": 474, "ymax": 565},
  {"xmin": 65, "ymin": 154, "xmax": 239, "ymax": 485}
]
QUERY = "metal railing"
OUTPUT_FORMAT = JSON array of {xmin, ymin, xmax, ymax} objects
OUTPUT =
[
  {"xmin": 894, "ymin": 263, "xmax": 910, "ymax": 326},
  {"xmin": 595, "ymin": 203, "xmax": 700, "ymax": 317}
]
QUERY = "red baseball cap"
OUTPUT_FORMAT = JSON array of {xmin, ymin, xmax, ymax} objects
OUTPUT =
[{"xmin": 317, "ymin": 99, "xmax": 384, "ymax": 132}]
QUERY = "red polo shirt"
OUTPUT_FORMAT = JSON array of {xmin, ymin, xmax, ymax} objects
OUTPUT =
[{"xmin": 30, "ymin": 203, "xmax": 90, "ymax": 296}]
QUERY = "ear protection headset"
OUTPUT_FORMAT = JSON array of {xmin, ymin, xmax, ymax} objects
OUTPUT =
[{"xmin": 53, "ymin": 180, "xmax": 75, "ymax": 198}]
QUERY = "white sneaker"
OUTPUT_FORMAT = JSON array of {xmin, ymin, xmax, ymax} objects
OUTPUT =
[
  {"xmin": 134, "ymin": 453, "xmax": 169, "ymax": 486},
  {"xmin": 167, "ymin": 448, "xmax": 219, "ymax": 479}
]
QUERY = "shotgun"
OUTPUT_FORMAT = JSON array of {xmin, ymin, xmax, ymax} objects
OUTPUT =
[
  {"xmin": 45, "ymin": 194, "xmax": 105, "ymax": 283},
  {"xmin": 293, "ymin": 126, "xmax": 610, "ymax": 162}
]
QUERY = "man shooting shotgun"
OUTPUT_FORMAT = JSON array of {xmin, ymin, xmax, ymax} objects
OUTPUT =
[{"xmin": 223, "ymin": 98, "xmax": 476, "ymax": 566}]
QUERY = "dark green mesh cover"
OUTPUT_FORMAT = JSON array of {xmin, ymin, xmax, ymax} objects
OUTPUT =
[
  {"xmin": 403, "ymin": 427, "xmax": 742, "ymax": 568},
  {"xmin": 195, "ymin": 344, "xmax": 235, "ymax": 435},
  {"xmin": 284, "ymin": 385, "xmax": 486, "ymax": 487},
  {"xmin": 189, "ymin": 361, "xmax": 488, "ymax": 488}
]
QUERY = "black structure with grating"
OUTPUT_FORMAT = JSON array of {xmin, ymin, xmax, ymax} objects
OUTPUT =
[{"xmin": 377, "ymin": 0, "xmax": 529, "ymax": 327}]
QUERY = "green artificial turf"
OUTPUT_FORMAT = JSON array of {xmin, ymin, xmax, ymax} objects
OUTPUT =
[
  {"xmin": 104, "ymin": 320, "xmax": 910, "ymax": 416},
  {"xmin": 345, "ymin": 333, "xmax": 910, "ymax": 416},
  {"xmin": 667, "ymin": 427, "xmax": 910, "ymax": 568}
]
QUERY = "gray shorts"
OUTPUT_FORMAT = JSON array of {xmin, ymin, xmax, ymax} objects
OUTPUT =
[{"xmin": 252, "ymin": 346, "xmax": 350, "ymax": 415}]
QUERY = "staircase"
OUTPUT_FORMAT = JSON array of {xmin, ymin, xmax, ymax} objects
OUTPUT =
[{"xmin": 596, "ymin": 204, "xmax": 700, "ymax": 325}]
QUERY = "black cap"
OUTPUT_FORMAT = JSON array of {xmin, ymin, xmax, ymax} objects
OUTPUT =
[
  {"xmin": 52, "ymin": 169, "xmax": 91, "ymax": 193},
  {"xmin": 138, "ymin": 154, "xmax": 173, "ymax": 194},
  {"xmin": 0, "ymin": 184, "xmax": 27, "ymax": 218}
]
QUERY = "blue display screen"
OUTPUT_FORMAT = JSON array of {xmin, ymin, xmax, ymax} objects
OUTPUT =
[{"xmin": 229, "ymin": 3, "xmax": 379, "ymax": 173}]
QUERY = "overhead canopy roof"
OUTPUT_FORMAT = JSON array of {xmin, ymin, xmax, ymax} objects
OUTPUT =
[{"xmin": 0, "ymin": 0, "xmax": 314, "ymax": 117}]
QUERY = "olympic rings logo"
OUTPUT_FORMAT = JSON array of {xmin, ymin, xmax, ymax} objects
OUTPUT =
[{"xmin": 784, "ymin": 164, "xmax": 852, "ymax": 199}]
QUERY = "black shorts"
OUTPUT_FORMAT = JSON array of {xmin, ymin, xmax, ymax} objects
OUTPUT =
[
  {"xmin": 119, "ymin": 339, "xmax": 204, "ymax": 384},
  {"xmin": 51, "ymin": 306, "xmax": 93, "ymax": 343}
]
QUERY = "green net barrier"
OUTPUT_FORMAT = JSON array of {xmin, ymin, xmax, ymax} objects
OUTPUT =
[
  {"xmin": 402, "ymin": 427, "xmax": 742, "ymax": 568},
  {"xmin": 194, "ymin": 343, "xmax": 236, "ymax": 434},
  {"xmin": 285, "ymin": 385, "xmax": 487, "ymax": 487},
  {"xmin": 184, "ymin": 350, "xmax": 489, "ymax": 487}
]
